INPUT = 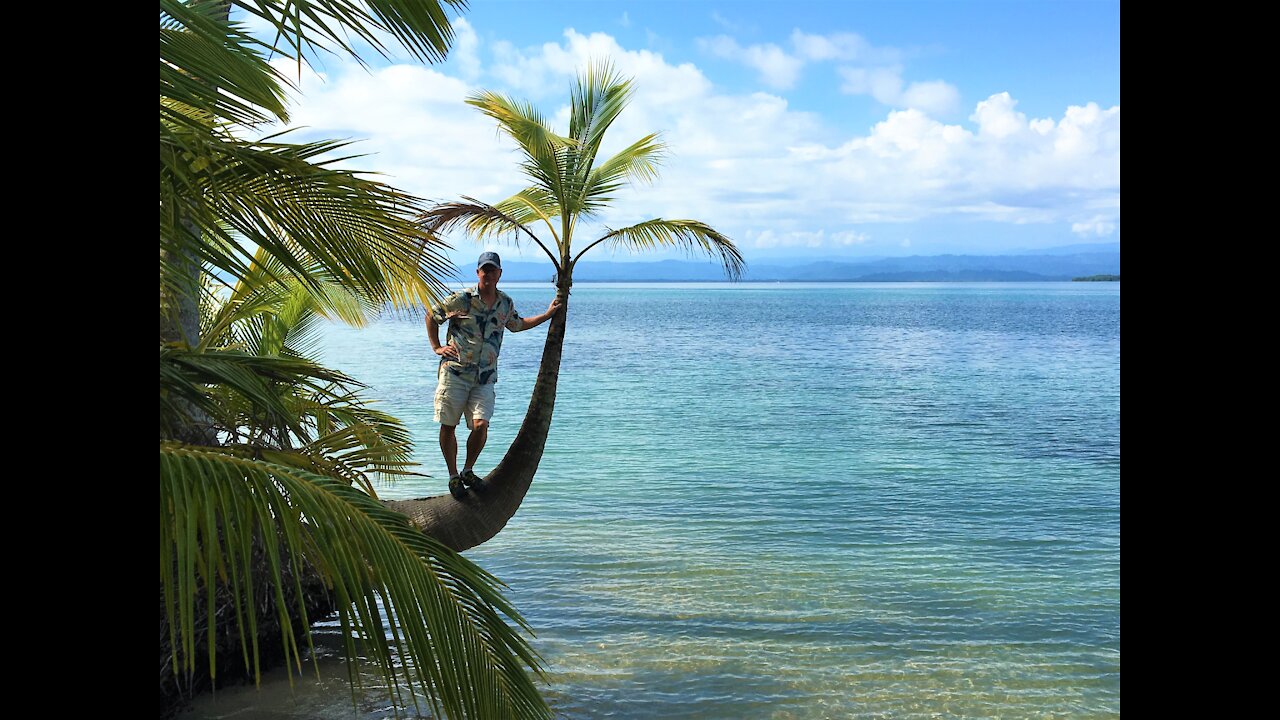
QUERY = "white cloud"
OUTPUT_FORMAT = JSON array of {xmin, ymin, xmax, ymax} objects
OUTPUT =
[
  {"xmin": 619, "ymin": 12, "xmax": 630, "ymax": 28},
  {"xmin": 835, "ymin": 230, "xmax": 872, "ymax": 245},
  {"xmin": 1072, "ymin": 217, "xmax": 1118, "ymax": 236},
  {"xmin": 971, "ymin": 92, "xmax": 1025, "ymax": 138},
  {"xmin": 493, "ymin": 29, "xmax": 711, "ymax": 104},
  {"xmin": 841, "ymin": 67, "xmax": 960, "ymax": 115},
  {"xmin": 791, "ymin": 30, "xmax": 897, "ymax": 63},
  {"xmin": 262, "ymin": 58, "xmax": 516, "ymax": 202},
  {"xmin": 260, "ymin": 30, "xmax": 1119, "ymax": 256},
  {"xmin": 699, "ymin": 36, "xmax": 803, "ymax": 89},
  {"xmin": 701, "ymin": 29, "xmax": 958, "ymax": 115},
  {"xmin": 451, "ymin": 17, "xmax": 481, "ymax": 80},
  {"xmin": 900, "ymin": 80, "xmax": 961, "ymax": 116}
]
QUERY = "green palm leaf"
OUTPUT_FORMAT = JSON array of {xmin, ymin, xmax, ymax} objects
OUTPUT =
[
  {"xmin": 464, "ymin": 91, "xmax": 575, "ymax": 216},
  {"xmin": 235, "ymin": 0, "xmax": 466, "ymax": 67},
  {"xmin": 576, "ymin": 218, "xmax": 746, "ymax": 279},
  {"xmin": 160, "ymin": 345, "xmax": 356, "ymax": 442},
  {"xmin": 160, "ymin": 126, "xmax": 453, "ymax": 310},
  {"xmin": 202, "ymin": 247, "xmax": 379, "ymax": 357},
  {"xmin": 420, "ymin": 197, "xmax": 562, "ymax": 271},
  {"xmin": 160, "ymin": 444, "xmax": 551, "ymax": 719},
  {"xmin": 160, "ymin": 0, "xmax": 290, "ymax": 128},
  {"xmin": 580, "ymin": 132, "xmax": 665, "ymax": 215},
  {"xmin": 564, "ymin": 61, "xmax": 636, "ymax": 216}
]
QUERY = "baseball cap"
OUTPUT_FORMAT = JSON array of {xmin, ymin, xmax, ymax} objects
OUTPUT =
[{"xmin": 477, "ymin": 251, "xmax": 502, "ymax": 270}]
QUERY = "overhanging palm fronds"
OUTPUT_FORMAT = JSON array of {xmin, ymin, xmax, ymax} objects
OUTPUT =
[
  {"xmin": 160, "ymin": 444, "xmax": 551, "ymax": 720},
  {"xmin": 160, "ymin": 125, "xmax": 452, "ymax": 310},
  {"xmin": 162, "ymin": 1, "xmax": 556, "ymax": 717},
  {"xmin": 420, "ymin": 197, "xmax": 562, "ymax": 272},
  {"xmin": 160, "ymin": 345, "xmax": 355, "ymax": 442},
  {"xmin": 235, "ymin": 0, "xmax": 466, "ymax": 67},
  {"xmin": 200, "ymin": 246, "xmax": 381, "ymax": 357},
  {"xmin": 160, "ymin": 0, "xmax": 290, "ymax": 128}
]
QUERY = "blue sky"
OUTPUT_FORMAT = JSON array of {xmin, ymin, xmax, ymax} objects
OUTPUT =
[{"xmin": 251, "ymin": 0, "xmax": 1120, "ymax": 265}]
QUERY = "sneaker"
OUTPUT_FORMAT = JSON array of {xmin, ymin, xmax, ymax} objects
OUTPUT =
[
  {"xmin": 459, "ymin": 468, "xmax": 483, "ymax": 488},
  {"xmin": 448, "ymin": 475, "xmax": 467, "ymax": 500}
]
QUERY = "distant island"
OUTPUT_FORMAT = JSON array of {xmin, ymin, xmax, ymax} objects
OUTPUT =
[
  {"xmin": 467, "ymin": 242, "xmax": 1122, "ymax": 283},
  {"xmin": 1073, "ymin": 274, "xmax": 1120, "ymax": 281}
]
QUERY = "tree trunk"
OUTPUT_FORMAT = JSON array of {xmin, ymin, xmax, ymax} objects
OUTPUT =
[{"xmin": 385, "ymin": 280, "xmax": 571, "ymax": 552}]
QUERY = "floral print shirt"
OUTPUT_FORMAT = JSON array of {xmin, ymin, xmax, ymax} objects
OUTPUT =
[{"xmin": 430, "ymin": 287, "xmax": 525, "ymax": 384}]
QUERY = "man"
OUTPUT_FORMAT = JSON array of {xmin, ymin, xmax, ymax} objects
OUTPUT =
[{"xmin": 427, "ymin": 251, "xmax": 562, "ymax": 500}]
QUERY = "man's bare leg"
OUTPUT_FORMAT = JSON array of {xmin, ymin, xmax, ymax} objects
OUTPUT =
[
  {"xmin": 439, "ymin": 424, "xmax": 459, "ymax": 478},
  {"xmin": 463, "ymin": 419, "xmax": 489, "ymax": 474}
]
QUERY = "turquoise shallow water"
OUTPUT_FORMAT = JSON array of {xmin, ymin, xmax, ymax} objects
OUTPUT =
[{"xmin": 189, "ymin": 282, "xmax": 1120, "ymax": 719}]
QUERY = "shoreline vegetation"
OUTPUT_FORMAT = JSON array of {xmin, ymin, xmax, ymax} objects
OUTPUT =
[
  {"xmin": 1073, "ymin": 274, "xmax": 1121, "ymax": 281},
  {"xmin": 161, "ymin": 2, "xmax": 553, "ymax": 719}
]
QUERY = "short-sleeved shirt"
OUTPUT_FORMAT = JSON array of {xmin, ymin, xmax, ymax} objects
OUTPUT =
[{"xmin": 429, "ymin": 287, "xmax": 525, "ymax": 384}]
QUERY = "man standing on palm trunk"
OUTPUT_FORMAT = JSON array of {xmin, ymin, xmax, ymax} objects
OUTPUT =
[{"xmin": 427, "ymin": 251, "xmax": 562, "ymax": 500}]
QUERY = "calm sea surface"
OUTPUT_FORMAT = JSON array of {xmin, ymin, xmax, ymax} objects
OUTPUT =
[{"xmin": 188, "ymin": 282, "xmax": 1120, "ymax": 719}]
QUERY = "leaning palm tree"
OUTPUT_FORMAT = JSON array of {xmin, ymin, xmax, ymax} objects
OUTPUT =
[
  {"xmin": 160, "ymin": 2, "xmax": 552, "ymax": 718},
  {"xmin": 400, "ymin": 62, "xmax": 744, "ymax": 551}
]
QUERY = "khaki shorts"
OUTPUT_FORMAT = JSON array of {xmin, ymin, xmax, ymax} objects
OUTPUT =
[{"xmin": 434, "ymin": 370, "xmax": 495, "ymax": 429}]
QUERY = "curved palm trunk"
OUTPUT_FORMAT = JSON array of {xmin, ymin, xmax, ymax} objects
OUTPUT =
[{"xmin": 386, "ymin": 282, "xmax": 570, "ymax": 552}]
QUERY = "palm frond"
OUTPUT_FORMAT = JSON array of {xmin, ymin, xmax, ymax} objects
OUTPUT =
[
  {"xmin": 234, "ymin": 0, "xmax": 467, "ymax": 67},
  {"xmin": 569, "ymin": 61, "xmax": 632, "ymax": 149},
  {"xmin": 160, "ymin": 125, "xmax": 453, "ymax": 311},
  {"xmin": 291, "ymin": 383, "xmax": 423, "ymax": 486},
  {"xmin": 580, "ymin": 132, "xmax": 666, "ymax": 215},
  {"xmin": 191, "ymin": 377, "xmax": 422, "ymax": 495},
  {"xmin": 464, "ymin": 91, "xmax": 574, "ymax": 206},
  {"xmin": 419, "ymin": 198, "xmax": 561, "ymax": 271},
  {"xmin": 160, "ymin": 0, "xmax": 291, "ymax": 127},
  {"xmin": 160, "ymin": 345, "xmax": 359, "ymax": 444},
  {"xmin": 563, "ymin": 61, "xmax": 636, "ymax": 216},
  {"xmin": 160, "ymin": 443, "xmax": 552, "ymax": 720},
  {"xmin": 490, "ymin": 187, "xmax": 564, "ymax": 249},
  {"xmin": 575, "ymin": 218, "xmax": 746, "ymax": 280},
  {"xmin": 202, "ymin": 246, "xmax": 380, "ymax": 357}
]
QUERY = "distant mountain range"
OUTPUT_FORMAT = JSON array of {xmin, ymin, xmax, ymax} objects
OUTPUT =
[{"xmin": 471, "ymin": 243, "xmax": 1121, "ymax": 283}]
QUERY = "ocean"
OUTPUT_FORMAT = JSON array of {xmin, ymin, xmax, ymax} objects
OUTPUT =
[{"xmin": 186, "ymin": 282, "xmax": 1120, "ymax": 719}]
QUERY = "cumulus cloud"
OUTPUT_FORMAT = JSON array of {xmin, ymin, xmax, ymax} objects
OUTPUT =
[
  {"xmin": 259, "ymin": 28, "xmax": 1119, "ymax": 257},
  {"xmin": 700, "ymin": 29, "xmax": 958, "ymax": 115},
  {"xmin": 492, "ymin": 29, "xmax": 711, "ymax": 106},
  {"xmin": 971, "ymin": 92, "xmax": 1025, "ymax": 138},
  {"xmin": 790, "ymin": 30, "xmax": 898, "ymax": 63},
  {"xmin": 840, "ymin": 67, "xmax": 960, "ymax": 115},
  {"xmin": 451, "ymin": 17, "xmax": 481, "ymax": 80},
  {"xmin": 699, "ymin": 35, "xmax": 804, "ymax": 89},
  {"xmin": 900, "ymin": 80, "xmax": 962, "ymax": 116}
]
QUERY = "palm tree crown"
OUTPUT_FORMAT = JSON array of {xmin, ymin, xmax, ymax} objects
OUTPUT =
[{"xmin": 422, "ymin": 62, "xmax": 745, "ymax": 283}]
